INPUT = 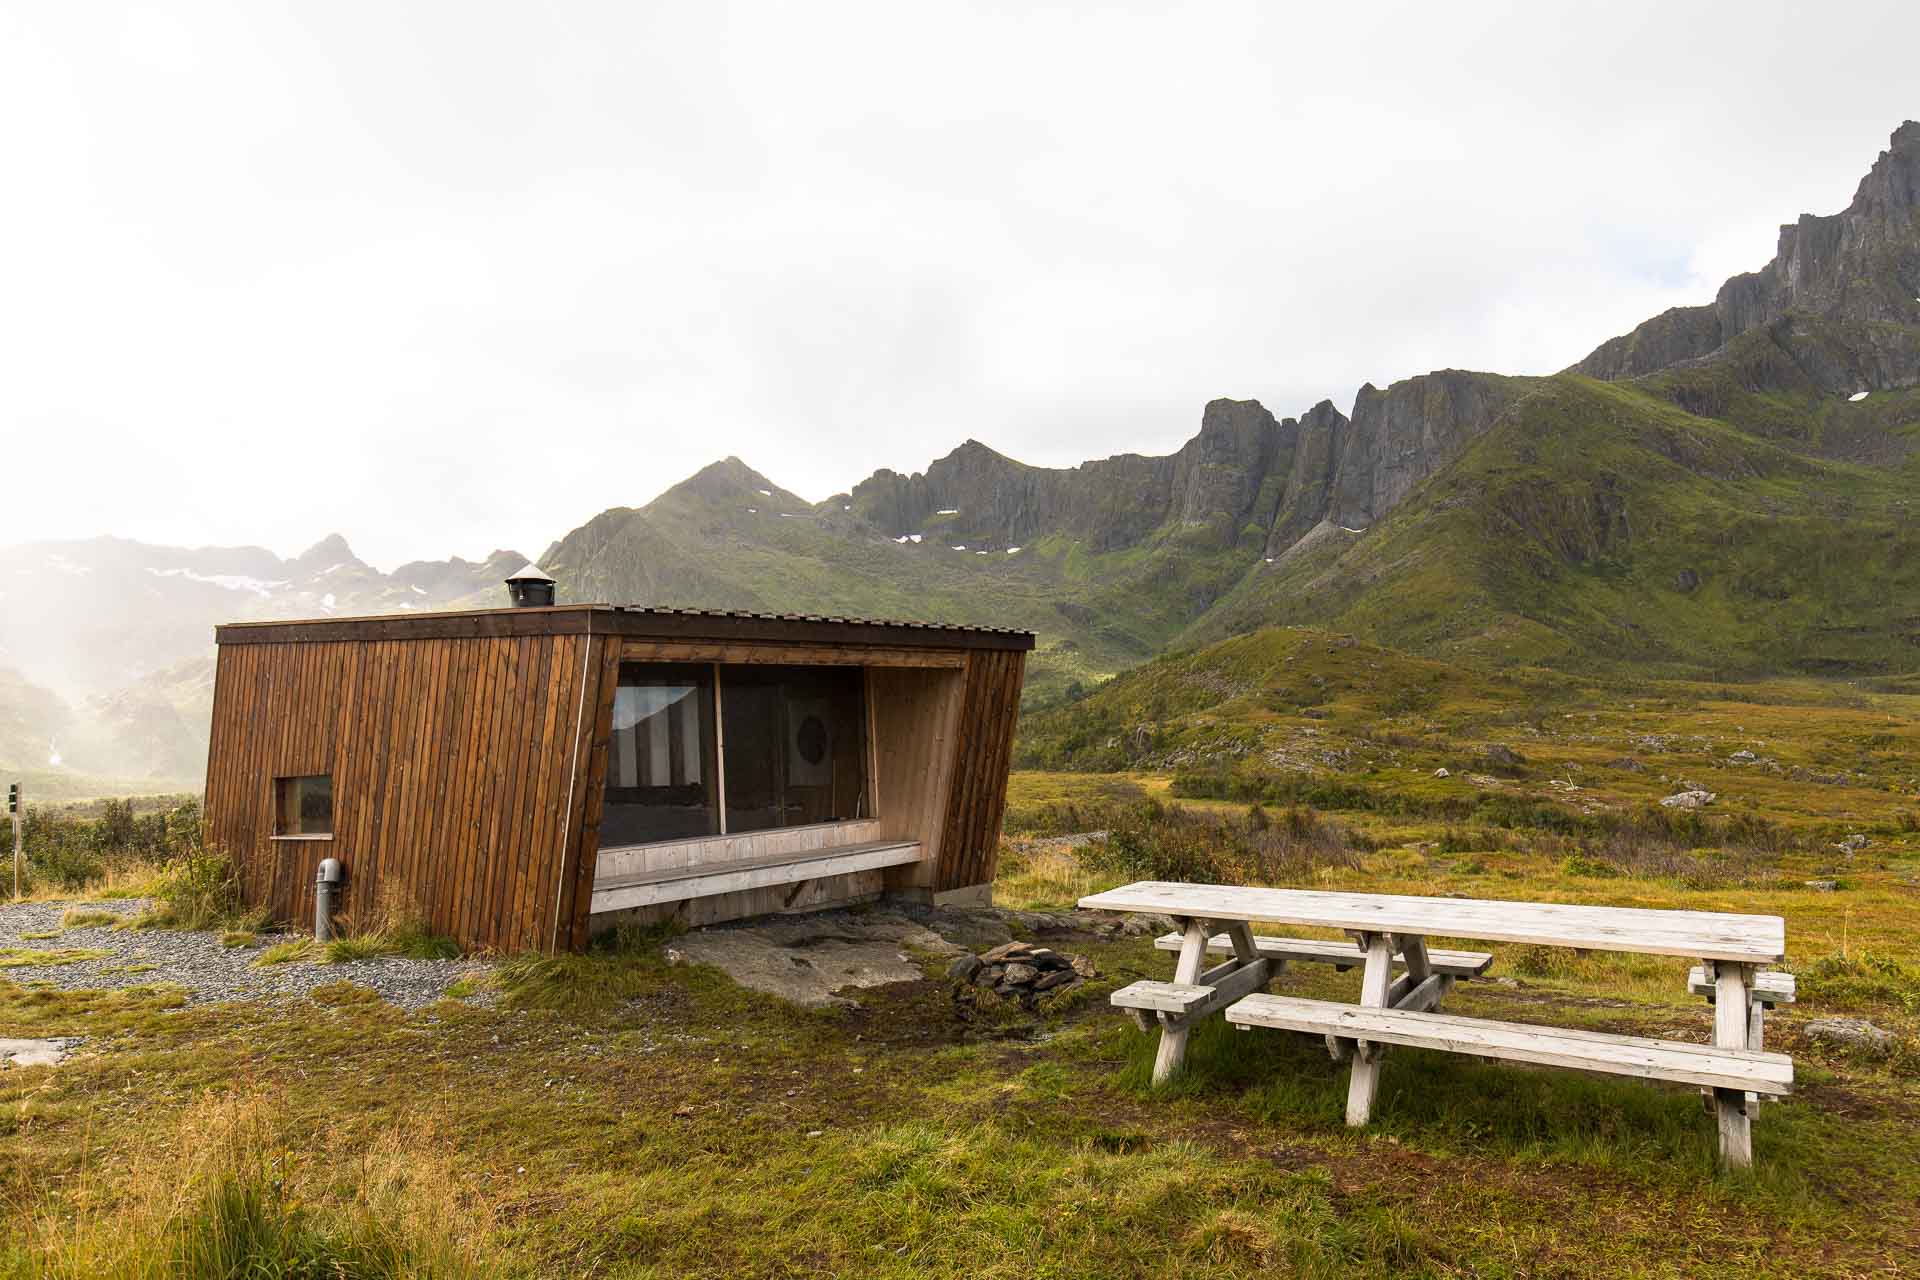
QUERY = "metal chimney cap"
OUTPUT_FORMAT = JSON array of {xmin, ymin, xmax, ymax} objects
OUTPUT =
[{"xmin": 504, "ymin": 563, "xmax": 555, "ymax": 583}]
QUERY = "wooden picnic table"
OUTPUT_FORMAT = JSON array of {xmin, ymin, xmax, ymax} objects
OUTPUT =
[{"xmin": 1079, "ymin": 881, "xmax": 1791, "ymax": 1168}]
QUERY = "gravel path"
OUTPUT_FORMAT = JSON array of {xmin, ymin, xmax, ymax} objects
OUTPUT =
[{"xmin": 0, "ymin": 897, "xmax": 490, "ymax": 1010}]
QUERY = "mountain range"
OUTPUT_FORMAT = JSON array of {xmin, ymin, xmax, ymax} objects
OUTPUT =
[{"xmin": 4, "ymin": 121, "xmax": 1917, "ymax": 788}]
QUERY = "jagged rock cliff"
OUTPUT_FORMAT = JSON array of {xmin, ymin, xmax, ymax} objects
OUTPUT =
[
  {"xmin": 843, "ymin": 397, "xmax": 1292, "ymax": 553},
  {"xmin": 1330, "ymin": 372, "xmax": 1525, "ymax": 528},
  {"xmin": 1574, "ymin": 121, "xmax": 1920, "ymax": 383},
  {"xmin": 839, "ymin": 375, "xmax": 1527, "ymax": 565}
]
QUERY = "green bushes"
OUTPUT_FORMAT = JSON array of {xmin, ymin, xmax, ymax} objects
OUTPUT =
[
  {"xmin": 1170, "ymin": 769, "xmax": 1400, "ymax": 814},
  {"xmin": 1172, "ymin": 767, "xmax": 1805, "ymax": 880},
  {"xmin": 1797, "ymin": 949, "xmax": 1920, "ymax": 1015},
  {"xmin": 17, "ymin": 796, "xmax": 200, "ymax": 894},
  {"xmin": 1081, "ymin": 799, "xmax": 1366, "ymax": 887}
]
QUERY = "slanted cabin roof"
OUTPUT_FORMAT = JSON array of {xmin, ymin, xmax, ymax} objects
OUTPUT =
[{"xmin": 213, "ymin": 604, "xmax": 1037, "ymax": 652}]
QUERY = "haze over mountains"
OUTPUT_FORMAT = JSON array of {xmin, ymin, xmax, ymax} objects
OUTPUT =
[
  {"xmin": 5, "ymin": 123, "xmax": 1917, "ymax": 789},
  {"xmin": 0, "ymin": 537, "xmax": 526, "ymax": 784}
]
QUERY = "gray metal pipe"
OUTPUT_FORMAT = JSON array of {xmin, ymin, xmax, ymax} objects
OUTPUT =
[{"xmin": 314, "ymin": 858, "xmax": 343, "ymax": 942}]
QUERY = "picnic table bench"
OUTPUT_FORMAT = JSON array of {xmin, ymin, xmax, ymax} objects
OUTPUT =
[{"xmin": 1080, "ymin": 881, "xmax": 1793, "ymax": 1168}]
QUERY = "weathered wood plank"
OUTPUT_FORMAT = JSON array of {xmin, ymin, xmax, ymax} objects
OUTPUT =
[
  {"xmin": 1086, "ymin": 883, "xmax": 1784, "ymax": 963},
  {"xmin": 1345, "ymin": 933, "xmax": 1395, "ymax": 1124},
  {"xmin": 1112, "ymin": 959, "xmax": 1270, "ymax": 1018},
  {"xmin": 1152, "ymin": 917, "xmax": 1211, "ymax": 1085},
  {"xmin": 1689, "ymin": 966, "xmax": 1795, "ymax": 1004},
  {"xmin": 619, "ymin": 640, "xmax": 965, "ymax": 668},
  {"xmin": 1153, "ymin": 932, "xmax": 1493, "ymax": 976},
  {"xmin": 589, "ymin": 840, "xmax": 922, "ymax": 913},
  {"xmin": 1227, "ymin": 994, "xmax": 1794, "ymax": 1095},
  {"xmin": 565, "ymin": 634, "xmax": 622, "ymax": 950}
]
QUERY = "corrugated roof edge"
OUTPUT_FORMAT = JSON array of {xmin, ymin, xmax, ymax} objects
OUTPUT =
[{"xmin": 214, "ymin": 604, "xmax": 1037, "ymax": 651}]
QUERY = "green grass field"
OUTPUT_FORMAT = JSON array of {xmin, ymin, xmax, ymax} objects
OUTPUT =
[{"xmin": 3, "ymin": 655, "xmax": 1918, "ymax": 1277}]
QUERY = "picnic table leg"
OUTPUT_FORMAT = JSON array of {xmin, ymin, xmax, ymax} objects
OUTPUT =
[
  {"xmin": 1344, "ymin": 931, "xmax": 1395, "ymax": 1126},
  {"xmin": 1226, "ymin": 921, "xmax": 1261, "ymax": 969},
  {"xmin": 1152, "ymin": 916, "xmax": 1210, "ymax": 1085},
  {"xmin": 1387, "ymin": 933, "xmax": 1452, "ymax": 1011},
  {"xmin": 1709, "ymin": 961, "xmax": 1757, "ymax": 1169}
]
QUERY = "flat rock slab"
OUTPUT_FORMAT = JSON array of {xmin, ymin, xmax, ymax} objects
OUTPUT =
[
  {"xmin": 1, "ymin": 1037, "xmax": 80, "ymax": 1069},
  {"xmin": 669, "ymin": 911, "xmax": 966, "ymax": 1008}
]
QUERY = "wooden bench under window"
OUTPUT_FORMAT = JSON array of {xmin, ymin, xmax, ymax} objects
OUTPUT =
[{"xmin": 589, "ymin": 839, "xmax": 921, "ymax": 913}]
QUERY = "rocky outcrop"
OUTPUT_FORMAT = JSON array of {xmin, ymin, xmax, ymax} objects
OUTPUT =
[
  {"xmin": 838, "ymin": 381, "xmax": 1520, "ymax": 565},
  {"xmin": 1575, "ymin": 121, "xmax": 1920, "ymax": 381},
  {"xmin": 844, "ymin": 400, "xmax": 1292, "ymax": 552},
  {"xmin": 1329, "ymin": 372, "xmax": 1523, "ymax": 528},
  {"xmin": 1265, "ymin": 400, "xmax": 1346, "ymax": 554},
  {"xmin": 1170, "ymin": 399, "xmax": 1292, "ymax": 541}
]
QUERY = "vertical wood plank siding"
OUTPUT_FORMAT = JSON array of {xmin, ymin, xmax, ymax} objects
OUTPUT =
[
  {"xmin": 208, "ymin": 615, "xmax": 1028, "ymax": 950},
  {"xmin": 205, "ymin": 633, "xmax": 611, "ymax": 952},
  {"xmin": 931, "ymin": 649, "xmax": 1026, "ymax": 892}
]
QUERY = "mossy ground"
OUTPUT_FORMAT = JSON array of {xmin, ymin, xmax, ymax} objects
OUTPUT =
[
  {"xmin": 5, "ymin": 659, "xmax": 1918, "ymax": 1276},
  {"xmin": 6, "ymin": 832, "xmax": 1919, "ymax": 1274}
]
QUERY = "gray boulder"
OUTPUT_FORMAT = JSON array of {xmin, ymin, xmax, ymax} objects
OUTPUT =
[{"xmin": 1804, "ymin": 1017, "xmax": 1894, "ymax": 1051}]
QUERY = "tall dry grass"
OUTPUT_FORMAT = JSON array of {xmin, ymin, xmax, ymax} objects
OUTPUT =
[{"xmin": 4, "ymin": 1090, "xmax": 497, "ymax": 1279}]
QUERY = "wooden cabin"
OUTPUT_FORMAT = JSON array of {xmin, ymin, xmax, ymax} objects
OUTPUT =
[{"xmin": 203, "ymin": 603, "xmax": 1033, "ymax": 951}]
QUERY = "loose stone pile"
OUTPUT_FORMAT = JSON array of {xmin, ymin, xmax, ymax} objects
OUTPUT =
[{"xmin": 948, "ymin": 939, "xmax": 1096, "ymax": 1009}]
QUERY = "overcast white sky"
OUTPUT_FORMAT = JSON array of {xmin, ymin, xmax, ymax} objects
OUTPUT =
[{"xmin": 2, "ymin": 2, "xmax": 1915, "ymax": 570}]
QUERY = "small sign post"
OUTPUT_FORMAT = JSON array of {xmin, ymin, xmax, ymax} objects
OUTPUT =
[{"xmin": 8, "ymin": 783, "xmax": 19, "ymax": 900}]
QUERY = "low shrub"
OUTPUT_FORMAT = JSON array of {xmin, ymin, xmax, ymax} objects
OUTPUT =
[
  {"xmin": 1797, "ymin": 949, "xmax": 1920, "ymax": 1015},
  {"xmin": 130, "ymin": 850, "xmax": 245, "ymax": 932},
  {"xmin": 1559, "ymin": 854, "xmax": 1620, "ymax": 879},
  {"xmin": 1081, "ymin": 799, "xmax": 1366, "ymax": 887}
]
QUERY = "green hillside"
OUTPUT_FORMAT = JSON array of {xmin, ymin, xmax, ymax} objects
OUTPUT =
[
  {"xmin": 1187, "ymin": 350, "xmax": 1920, "ymax": 678},
  {"xmin": 541, "ymin": 457, "xmax": 1266, "ymax": 704}
]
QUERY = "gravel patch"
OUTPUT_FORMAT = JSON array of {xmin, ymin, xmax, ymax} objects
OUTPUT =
[{"xmin": 0, "ymin": 897, "xmax": 490, "ymax": 1010}]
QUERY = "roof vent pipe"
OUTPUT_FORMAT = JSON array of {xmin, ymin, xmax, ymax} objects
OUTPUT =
[{"xmin": 505, "ymin": 563, "xmax": 557, "ymax": 608}]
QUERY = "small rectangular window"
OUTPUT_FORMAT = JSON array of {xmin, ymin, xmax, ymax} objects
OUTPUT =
[{"xmin": 274, "ymin": 774, "xmax": 333, "ymax": 836}]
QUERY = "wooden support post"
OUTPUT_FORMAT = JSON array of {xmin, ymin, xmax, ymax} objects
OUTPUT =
[
  {"xmin": 1225, "ymin": 921, "xmax": 1260, "ymax": 966},
  {"xmin": 1709, "ymin": 960, "xmax": 1756, "ymax": 1169},
  {"xmin": 1394, "ymin": 932, "xmax": 1432, "ymax": 984},
  {"xmin": 1344, "ymin": 931, "xmax": 1395, "ymax": 1126},
  {"xmin": 1152, "ymin": 916, "xmax": 1210, "ymax": 1085}
]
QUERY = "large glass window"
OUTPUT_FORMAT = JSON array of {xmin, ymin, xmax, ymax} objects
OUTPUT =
[
  {"xmin": 602, "ymin": 664, "xmax": 718, "ymax": 846},
  {"xmin": 721, "ymin": 664, "xmax": 869, "ymax": 834},
  {"xmin": 600, "ymin": 661, "xmax": 871, "ymax": 847}
]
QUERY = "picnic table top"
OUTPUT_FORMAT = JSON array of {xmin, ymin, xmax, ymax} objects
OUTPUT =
[{"xmin": 1077, "ymin": 882, "xmax": 1786, "ymax": 963}]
